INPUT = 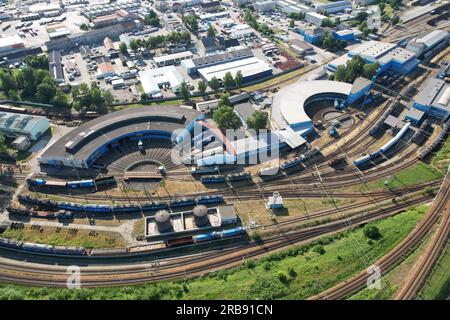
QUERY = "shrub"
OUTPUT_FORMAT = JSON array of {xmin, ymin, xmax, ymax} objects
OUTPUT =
[
  {"xmin": 313, "ymin": 245, "xmax": 326, "ymax": 255},
  {"xmin": 363, "ymin": 225, "xmax": 382, "ymax": 240},
  {"xmin": 276, "ymin": 271, "xmax": 289, "ymax": 284}
]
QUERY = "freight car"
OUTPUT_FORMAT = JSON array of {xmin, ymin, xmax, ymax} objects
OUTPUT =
[
  {"xmin": 90, "ymin": 248, "xmax": 128, "ymax": 256},
  {"xmin": 0, "ymin": 238, "xmax": 23, "ymax": 249},
  {"xmin": 193, "ymin": 232, "xmax": 220, "ymax": 242},
  {"xmin": 221, "ymin": 226, "xmax": 246, "ymax": 238},
  {"xmin": 196, "ymin": 195, "xmax": 224, "ymax": 205},
  {"xmin": 169, "ymin": 197, "xmax": 196, "ymax": 208},
  {"xmin": 280, "ymin": 157, "xmax": 301, "ymax": 170},
  {"xmin": 113, "ymin": 204, "xmax": 140, "ymax": 213},
  {"xmin": 53, "ymin": 246, "xmax": 87, "ymax": 256},
  {"xmin": 141, "ymin": 202, "xmax": 169, "ymax": 211},
  {"xmin": 166, "ymin": 236, "xmax": 194, "ymax": 247},
  {"xmin": 191, "ymin": 166, "xmax": 219, "ymax": 175},
  {"xmin": 67, "ymin": 179, "xmax": 95, "ymax": 189},
  {"xmin": 22, "ymin": 242, "xmax": 54, "ymax": 254},
  {"xmin": 226, "ymin": 172, "xmax": 251, "ymax": 182},
  {"xmin": 83, "ymin": 204, "xmax": 111, "ymax": 213},
  {"xmin": 201, "ymin": 175, "xmax": 226, "ymax": 184}
]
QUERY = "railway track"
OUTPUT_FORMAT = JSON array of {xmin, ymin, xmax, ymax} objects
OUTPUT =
[{"xmin": 309, "ymin": 171, "xmax": 450, "ymax": 300}]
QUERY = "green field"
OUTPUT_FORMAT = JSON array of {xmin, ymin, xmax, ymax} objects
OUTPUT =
[
  {"xmin": 430, "ymin": 134, "xmax": 450, "ymax": 173},
  {"xmin": 0, "ymin": 206, "xmax": 426, "ymax": 300},
  {"xmin": 417, "ymin": 240, "xmax": 450, "ymax": 300}
]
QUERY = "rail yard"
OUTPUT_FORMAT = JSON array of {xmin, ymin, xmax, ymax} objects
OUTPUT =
[{"xmin": 0, "ymin": 0, "xmax": 449, "ymax": 303}]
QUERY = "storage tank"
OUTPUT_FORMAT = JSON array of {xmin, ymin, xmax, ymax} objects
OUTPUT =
[
  {"xmin": 155, "ymin": 210, "xmax": 172, "ymax": 232},
  {"xmin": 193, "ymin": 205, "xmax": 209, "ymax": 227}
]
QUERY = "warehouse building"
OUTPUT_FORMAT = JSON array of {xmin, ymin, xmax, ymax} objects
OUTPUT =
[
  {"xmin": 275, "ymin": 0, "xmax": 311, "ymax": 14},
  {"xmin": 0, "ymin": 35, "xmax": 25, "ymax": 55},
  {"xmin": 406, "ymin": 30, "xmax": 449, "ymax": 58},
  {"xmin": 48, "ymin": 50, "xmax": 65, "ymax": 84},
  {"xmin": 81, "ymin": 0, "xmax": 140, "ymax": 19},
  {"xmin": 139, "ymin": 66, "xmax": 184, "ymax": 97},
  {"xmin": 305, "ymin": 12, "xmax": 327, "ymax": 27},
  {"xmin": 0, "ymin": 112, "xmax": 50, "ymax": 140},
  {"xmin": 153, "ymin": 51, "xmax": 193, "ymax": 67},
  {"xmin": 314, "ymin": 0, "xmax": 351, "ymax": 14},
  {"xmin": 412, "ymin": 78, "xmax": 450, "ymax": 121},
  {"xmin": 294, "ymin": 25, "xmax": 324, "ymax": 44},
  {"xmin": 254, "ymin": 0, "xmax": 276, "ymax": 12},
  {"xmin": 197, "ymin": 56, "xmax": 273, "ymax": 83}
]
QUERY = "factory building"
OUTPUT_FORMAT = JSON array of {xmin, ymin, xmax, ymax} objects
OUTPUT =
[
  {"xmin": 233, "ymin": 0, "xmax": 253, "ymax": 6},
  {"xmin": 139, "ymin": 66, "xmax": 184, "ymax": 97},
  {"xmin": 0, "ymin": 35, "xmax": 25, "ymax": 55},
  {"xmin": 330, "ymin": 41, "xmax": 420, "ymax": 76},
  {"xmin": 314, "ymin": 0, "xmax": 351, "ymax": 14},
  {"xmin": 275, "ymin": 0, "xmax": 311, "ymax": 14},
  {"xmin": 294, "ymin": 26, "xmax": 324, "ymax": 44},
  {"xmin": 333, "ymin": 29, "xmax": 356, "ymax": 42},
  {"xmin": 254, "ymin": 0, "xmax": 276, "ymax": 12},
  {"xmin": 413, "ymin": 78, "xmax": 450, "ymax": 121},
  {"xmin": 48, "ymin": 50, "xmax": 65, "ymax": 84},
  {"xmin": 406, "ymin": 30, "xmax": 449, "ymax": 59},
  {"xmin": 305, "ymin": 12, "xmax": 327, "ymax": 27},
  {"xmin": 153, "ymin": 51, "xmax": 193, "ymax": 67},
  {"xmin": 0, "ymin": 112, "xmax": 50, "ymax": 140},
  {"xmin": 197, "ymin": 56, "xmax": 273, "ymax": 83},
  {"xmin": 82, "ymin": 0, "xmax": 140, "ymax": 19}
]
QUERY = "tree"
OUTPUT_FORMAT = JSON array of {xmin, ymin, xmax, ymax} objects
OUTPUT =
[
  {"xmin": 119, "ymin": 42, "xmax": 128, "ymax": 55},
  {"xmin": 234, "ymin": 70, "xmax": 243, "ymax": 88},
  {"xmin": 36, "ymin": 82, "xmax": 56, "ymax": 103},
  {"xmin": 140, "ymin": 92, "xmax": 149, "ymax": 100},
  {"xmin": 218, "ymin": 93, "xmax": 231, "ymax": 108},
  {"xmin": 103, "ymin": 90, "xmax": 114, "ymax": 108},
  {"xmin": 223, "ymin": 72, "xmax": 235, "ymax": 89},
  {"xmin": 0, "ymin": 71, "xmax": 17, "ymax": 93},
  {"xmin": 363, "ymin": 225, "xmax": 381, "ymax": 240},
  {"xmin": 179, "ymin": 81, "xmax": 190, "ymax": 101},
  {"xmin": 24, "ymin": 55, "xmax": 48, "ymax": 70},
  {"xmin": 321, "ymin": 18, "xmax": 335, "ymax": 27},
  {"xmin": 6, "ymin": 90, "xmax": 20, "ymax": 101},
  {"xmin": 129, "ymin": 39, "xmax": 139, "ymax": 52},
  {"xmin": 213, "ymin": 105, "xmax": 241, "ymax": 131},
  {"xmin": 392, "ymin": 16, "xmax": 400, "ymax": 25},
  {"xmin": 207, "ymin": 25, "xmax": 216, "ymax": 37},
  {"xmin": 334, "ymin": 65, "xmax": 347, "ymax": 82},
  {"xmin": 80, "ymin": 23, "xmax": 89, "ymax": 31},
  {"xmin": 246, "ymin": 110, "xmax": 268, "ymax": 131},
  {"xmin": 289, "ymin": 19, "xmax": 295, "ymax": 28},
  {"xmin": 208, "ymin": 77, "xmax": 220, "ymax": 91},
  {"xmin": 197, "ymin": 80, "xmax": 207, "ymax": 95},
  {"xmin": 144, "ymin": 10, "xmax": 160, "ymax": 27},
  {"xmin": 362, "ymin": 62, "xmax": 379, "ymax": 80},
  {"xmin": 51, "ymin": 90, "xmax": 69, "ymax": 108}
]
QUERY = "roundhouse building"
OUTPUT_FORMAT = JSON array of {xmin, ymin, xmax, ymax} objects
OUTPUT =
[{"xmin": 38, "ymin": 105, "xmax": 204, "ymax": 169}]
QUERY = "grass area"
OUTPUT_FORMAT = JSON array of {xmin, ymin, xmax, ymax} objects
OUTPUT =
[
  {"xmin": 383, "ymin": 4, "xmax": 394, "ymax": 18},
  {"xmin": 363, "ymin": 162, "xmax": 443, "ymax": 191},
  {"xmin": 1, "ymin": 225, "xmax": 125, "ymax": 249},
  {"xmin": 430, "ymin": 134, "xmax": 450, "ymax": 173},
  {"xmin": 0, "ymin": 206, "xmax": 426, "ymax": 300},
  {"xmin": 417, "ymin": 240, "xmax": 450, "ymax": 300},
  {"xmin": 235, "ymin": 198, "xmax": 356, "ymax": 226}
]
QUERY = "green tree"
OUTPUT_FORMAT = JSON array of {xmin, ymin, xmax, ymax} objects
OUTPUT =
[
  {"xmin": 362, "ymin": 62, "xmax": 379, "ymax": 80},
  {"xmin": 234, "ymin": 70, "xmax": 243, "ymax": 88},
  {"xmin": 289, "ymin": 19, "xmax": 295, "ymax": 28},
  {"xmin": 36, "ymin": 82, "xmax": 56, "ymax": 103},
  {"xmin": 80, "ymin": 23, "xmax": 89, "ymax": 31},
  {"xmin": 0, "ymin": 71, "xmax": 17, "ymax": 92},
  {"xmin": 197, "ymin": 80, "xmax": 207, "ymax": 95},
  {"xmin": 207, "ymin": 25, "xmax": 216, "ymax": 37},
  {"xmin": 6, "ymin": 89, "xmax": 20, "ymax": 101},
  {"xmin": 144, "ymin": 10, "xmax": 160, "ymax": 27},
  {"xmin": 51, "ymin": 90, "xmax": 69, "ymax": 108},
  {"xmin": 213, "ymin": 105, "xmax": 241, "ymax": 131},
  {"xmin": 334, "ymin": 65, "xmax": 347, "ymax": 82},
  {"xmin": 119, "ymin": 42, "xmax": 128, "ymax": 55},
  {"xmin": 129, "ymin": 39, "xmax": 139, "ymax": 52},
  {"xmin": 223, "ymin": 72, "xmax": 235, "ymax": 89},
  {"xmin": 179, "ymin": 81, "xmax": 190, "ymax": 101},
  {"xmin": 246, "ymin": 110, "xmax": 268, "ymax": 130},
  {"xmin": 363, "ymin": 225, "xmax": 381, "ymax": 240},
  {"xmin": 24, "ymin": 55, "xmax": 49, "ymax": 70},
  {"xmin": 208, "ymin": 77, "xmax": 220, "ymax": 91}
]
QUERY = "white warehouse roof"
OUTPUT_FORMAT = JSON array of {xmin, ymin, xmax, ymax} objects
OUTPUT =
[
  {"xmin": 139, "ymin": 66, "xmax": 184, "ymax": 96},
  {"xmin": 272, "ymin": 80, "xmax": 352, "ymax": 129},
  {"xmin": 197, "ymin": 56, "xmax": 272, "ymax": 82},
  {"xmin": 0, "ymin": 111, "xmax": 50, "ymax": 140},
  {"xmin": 414, "ymin": 30, "xmax": 449, "ymax": 48}
]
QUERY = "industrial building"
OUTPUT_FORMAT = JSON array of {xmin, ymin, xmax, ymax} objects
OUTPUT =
[
  {"xmin": 0, "ymin": 111, "xmax": 50, "ymax": 140},
  {"xmin": 314, "ymin": 0, "xmax": 351, "ymax": 14},
  {"xmin": 81, "ymin": 0, "xmax": 140, "ymax": 19},
  {"xmin": 305, "ymin": 12, "xmax": 327, "ymax": 27},
  {"xmin": 406, "ymin": 30, "xmax": 449, "ymax": 59},
  {"xmin": 254, "ymin": 0, "xmax": 276, "ymax": 12},
  {"xmin": 139, "ymin": 66, "xmax": 184, "ymax": 97},
  {"xmin": 271, "ymin": 78, "xmax": 372, "ymax": 133},
  {"xmin": 48, "ymin": 50, "xmax": 65, "ymax": 84},
  {"xmin": 0, "ymin": 35, "xmax": 25, "ymax": 55},
  {"xmin": 412, "ymin": 78, "xmax": 450, "ymax": 121},
  {"xmin": 294, "ymin": 25, "xmax": 324, "ymax": 44},
  {"xmin": 153, "ymin": 51, "xmax": 193, "ymax": 67},
  {"xmin": 197, "ymin": 56, "xmax": 273, "ymax": 83},
  {"xmin": 275, "ymin": 0, "xmax": 311, "ymax": 14},
  {"xmin": 328, "ymin": 41, "xmax": 420, "ymax": 76}
]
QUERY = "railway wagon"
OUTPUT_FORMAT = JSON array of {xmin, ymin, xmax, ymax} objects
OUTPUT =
[
  {"xmin": 280, "ymin": 158, "xmax": 301, "ymax": 170},
  {"xmin": 166, "ymin": 236, "xmax": 194, "ymax": 247},
  {"xmin": 221, "ymin": 227, "xmax": 246, "ymax": 238},
  {"xmin": 141, "ymin": 202, "xmax": 169, "ymax": 211},
  {"xmin": 6, "ymin": 207, "xmax": 31, "ymax": 216},
  {"xmin": 226, "ymin": 172, "xmax": 251, "ymax": 182},
  {"xmin": 57, "ymin": 202, "xmax": 84, "ymax": 211},
  {"xmin": 353, "ymin": 152, "xmax": 378, "ymax": 166},
  {"xmin": 90, "ymin": 248, "xmax": 128, "ymax": 256},
  {"xmin": 0, "ymin": 238, "xmax": 23, "ymax": 249},
  {"xmin": 112, "ymin": 204, "xmax": 140, "ymax": 213},
  {"xmin": 67, "ymin": 179, "xmax": 95, "ymax": 189},
  {"xmin": 169, "ymin": 198, "xmax": 196, "ymax": 208},
  {"xmin": 196, "ymin": 195, "xmax": 224, "ymax": 205},
  {"xmin": 191, "ymin": 166, "xmax": 219, "ymax": 175},
  {"xmin": 300, "ymin": 147, "xmax": 321, "ymax": 162},
  {"xmin": 83, "ymin": 204, "xmax": 111, "ymax": 213},
  {"xmin": 193, "ymin": 232, "xmax": 219, "ymax": 243},
  {"xmin": 329, "ymin": 156, "xmax": 346, "ymax": 167},
  {"xmin": 201, "ymin": 175, "xmax": 226, "ymax": 184},
  {"xmin": 53, "ymin": 246, "xmax": 87, "ymax": 256},
  {"xmin": 22, "ymin": 242, "xmax": 54, "ymax": 254},
  {"xmin": 94, "ymin": 176, "xmax": 116, "ymax": 189},
  {"xmin": 379, "ymin": 122, "xmax": 410, "ymax": 154}
]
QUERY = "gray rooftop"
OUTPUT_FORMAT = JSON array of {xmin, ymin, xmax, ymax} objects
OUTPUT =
[
  {"xmin": 41, "ymin": 105, "xmax": 201, "ymax": 162},
  {"xmin": 415, "ymin": 78, "xmax": 449, "ymax": 112}
]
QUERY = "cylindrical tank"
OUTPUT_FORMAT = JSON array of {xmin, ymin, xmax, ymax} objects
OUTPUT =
[
  {"xmin": 193, "ymin": 205, "xmax": 209, "ymax": 227},
  {"xmin": 155, "ymin": 210, "xmax": 172, "ymax": 232}
]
